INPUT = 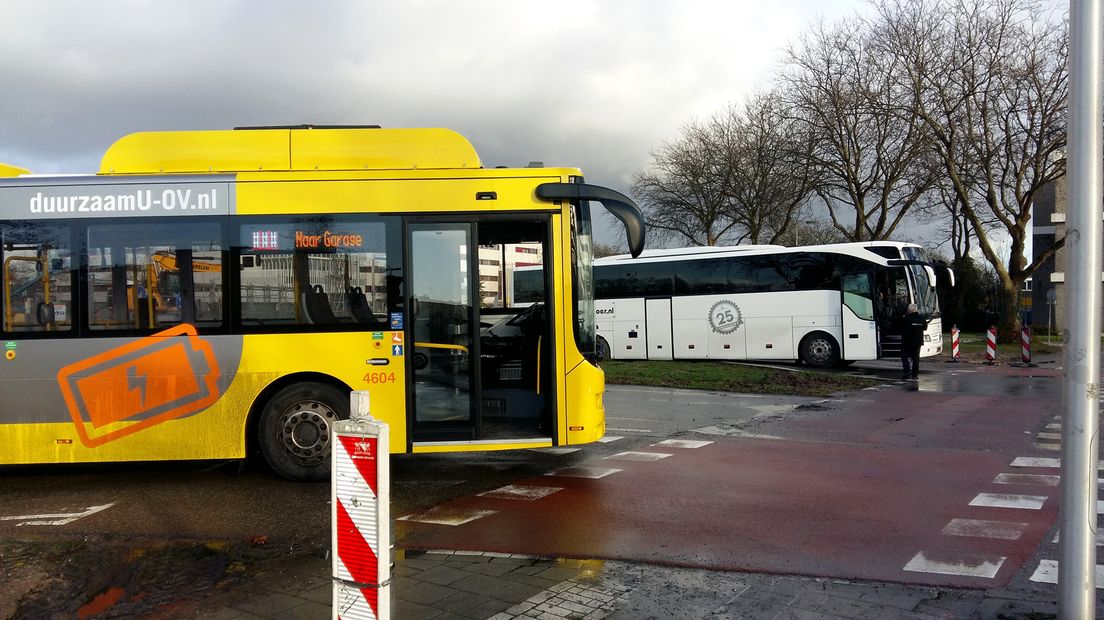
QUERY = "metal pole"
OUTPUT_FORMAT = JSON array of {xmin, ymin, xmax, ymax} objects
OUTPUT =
[{"xmin": 1059, "ymin": 0, "xmax": 1102, "ymax": 616}]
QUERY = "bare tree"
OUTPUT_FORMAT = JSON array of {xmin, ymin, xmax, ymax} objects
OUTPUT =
[
  {"xmin": 632, "ymin": 93, "xmax": 816, "ymax": 247},
  {"xmin": 632, "ymin": 121, "xmax": 740, "ymax": 246},
  {"xmin": 875, "ymin": 0, "xmax": 1067, "ymax": 339},
  {"xmin": 716, "ymin": 91, "xmax": 818, "ymax": 244},
  {"xmin": 782, "ymin": 16, "xmax": 937, "ymax": 242}
]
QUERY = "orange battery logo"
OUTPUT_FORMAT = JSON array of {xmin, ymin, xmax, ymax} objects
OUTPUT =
[{"xmin": 57, "ymin": 324, "xmax": 220, "ymax": 447}]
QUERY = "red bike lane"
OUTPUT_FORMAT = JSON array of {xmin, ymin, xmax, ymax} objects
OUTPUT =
[{"xmin": 397, "ymin": 372, "xmax": 1062, "ymax": 589}]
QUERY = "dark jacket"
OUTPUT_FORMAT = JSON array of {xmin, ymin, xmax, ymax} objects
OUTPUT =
[{"xmin": 901, "ymin": 311, "xmax": 926, "ymax": 350}]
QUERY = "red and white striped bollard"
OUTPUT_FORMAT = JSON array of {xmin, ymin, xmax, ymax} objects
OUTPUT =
[
  {"xmin": 1021, "ymin": 326, "xmax": 1031, "ymax": 364},
  {"xmin": 950, "ymin": 325, "xmax": 960, "ymax": 361},
  {"xmin": 333, "ymin": 391, "xmax": 391, "ymax": 620},
  {"xmin": 985, "ymin": 326, "xmax": 997, "ymax": 364}
]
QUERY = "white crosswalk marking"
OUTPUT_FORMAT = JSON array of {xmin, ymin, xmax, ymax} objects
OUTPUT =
[
  {"xmin": 1030, "ymin": 559, "xmax": 1104, "ymax": 587},
  {"xmin": 968, "ymin": 493, "xmax": 1048, "ymax": 510},
  {"xmin": 903, "ymin": 551, "xmax": 1006, "ymax": 578}
]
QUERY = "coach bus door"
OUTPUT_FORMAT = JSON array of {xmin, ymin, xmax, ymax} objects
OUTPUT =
[
  {"xmin": 408, "ymin": 219, "xmax": 552, "ymax": 444},
  {"xmin": 645, "ymin": 298, "xmax": 673, "ymax": 360},
  {"xmin": 840, "ymin": 271, "xmax": 878, "ymax": 361}
]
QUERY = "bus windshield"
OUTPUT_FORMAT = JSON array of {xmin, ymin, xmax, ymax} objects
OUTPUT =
[
  {"xmin": 571, "ymin": 201, "xmax": 596, "ymax": 359},
  {"xmin": 902, "ymin": 247, "xmax": 940, "ymax": 318}
]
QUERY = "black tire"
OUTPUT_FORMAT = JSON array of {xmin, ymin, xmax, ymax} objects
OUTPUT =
[
  {"xmin": 258, "ymin": 382, "xmax": 349, "ymax": 482},
  {"xmin": 596, "ymin": 336, "xmax": 612, "ymax": 362},
  {"xmin": 798, "ymin": 332, "xmax": 839, "ymax": 368}
]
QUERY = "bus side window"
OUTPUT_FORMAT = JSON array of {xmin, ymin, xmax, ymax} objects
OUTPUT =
[
  {"xmin": 1, "ymin": 224, "xmax": 73, "ymax": 334},
  {"xmin": 842, "ymin": 273, "xmax": 874, "ymax": 320},
  {"xmin": 87, "ymin": 223, "xmax": 222, "ymax": 331},
  {"xmin": 238, "ymin": 216, "xmax": 393, "ymax": 330}
]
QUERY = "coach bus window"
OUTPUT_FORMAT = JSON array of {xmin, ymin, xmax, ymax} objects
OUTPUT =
[
  {"xmin": 87, "ymin": 222, "xmax": 222, "ymax": 331},
  {"xmin": 2, "ymin": 224, "xmax": 73, "ymax": 334},
  {"xmin": 842, "ymin": 272, "xmax": 875, "ymax": 320},
  {"xmin": 238, "ymin": 216, "xmax": 392, "ymax": 329}
]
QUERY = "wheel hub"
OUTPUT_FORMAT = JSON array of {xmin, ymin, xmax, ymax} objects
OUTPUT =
[{"xmin": 278, "ymin": 400, "xmax": 337, "ymax": 465}]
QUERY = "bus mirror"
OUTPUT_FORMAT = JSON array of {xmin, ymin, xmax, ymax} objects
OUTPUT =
[
  {"xmin": 536, "ymin": 182, "xmax": 647, "ymax": 258},
  {"xmin": 944, "ymin": 267, "xmax": 956, "ymax": 288},
  {"xmin": 923, "ymin": 265, "xmax": 937, "ymax": 289}
]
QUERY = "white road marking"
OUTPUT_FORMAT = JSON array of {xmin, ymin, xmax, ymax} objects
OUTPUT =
[
  {"xmin": 1030, "ymin": 559, "xmax": 1104, "ymax": 587},
  {"xmin": 969, "ymin": 493, "xmax": 1049, "ymax": 510},
  {"xmin": 940, "ymin": 518, "xmax": 1028, "ymax": 540},
  {"xmin": 652, "ymin": 439, "xmax": 714, "ymax": 449},
  {"xmin": 397, "ymin": 507, "xmax": 498, "ymax": 526},
  {"xmin": 603, "ymin": 451, "xmax": 673, "ymax": 462},
  {"xmin": 606, "ymin": 427, "xmax": 652, "ymax": 434},
  {"xmin": 992, "ymin": 473, "xmax": 1060, "ymax": 486},
  {"xmin": 1036, "ymin": 432, "xmax": 1061, "ymax": 440},
  {"xmin": 597, "ymin": 436, "xmax": 624, "ymax": 443},
  {"xmin": 0, "ymin": 503, "xmax": 114, "ymax": 527},
  {"xmin": 478, "ymin": 485, "xmax": 563, "ymax": 501},
  {"xmin": 1011, "ymin": 456, "xmax": 1104, "ymax": 469},
  {"xmin": 545, "ymin": 466, "xmax": 622, "ymax": 479},
  {"xmin": 903, "ymin": 551, "xmax": 1006, "ymax": 578},
  {"xmin": 1052, "ymin": 530, "xmax": 1104, "ymax": 545},
  {"xmin": 1010, "ymin": 457, "xmax": 1061, "ymax": 468}
]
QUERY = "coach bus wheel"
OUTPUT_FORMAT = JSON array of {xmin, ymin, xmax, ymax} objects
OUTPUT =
[
  {"xmin": 798, "ymin": 332, "xmax": 839, "ymax": 368},
  {"xmin": 259, "ymin": 382, "xmax": 349, "ymax": 482},
  {"xmin": 596, "ymin": 336, "xmax": 611, "ymax": 362}
]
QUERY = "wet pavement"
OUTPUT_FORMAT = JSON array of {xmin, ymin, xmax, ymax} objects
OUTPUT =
[{"xmin": 4, "ymin": 354, "xmax": 1098, "ymax": 619}]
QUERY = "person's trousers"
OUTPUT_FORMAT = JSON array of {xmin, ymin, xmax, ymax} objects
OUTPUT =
[{"xmin": 900, "ymin": 351, "xmax": 920, "ymax": 378}]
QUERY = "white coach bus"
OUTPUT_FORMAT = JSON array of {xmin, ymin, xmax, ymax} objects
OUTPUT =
[{"xmin": 561, "ymin": 242, "xmax": 950, "ymax": 367}]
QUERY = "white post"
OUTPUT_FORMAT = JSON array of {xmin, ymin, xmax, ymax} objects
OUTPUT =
[
  {"xmin": 1060, "ymin": 0, "xmax": 1102, "ymax": 616},
  {"xmin": 332, "ymin": 391, "xmax": 391, "ymax": 620}
]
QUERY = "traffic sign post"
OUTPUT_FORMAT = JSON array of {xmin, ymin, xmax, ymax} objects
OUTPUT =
[{"xmin": 332, "ymin": 392, "xmax": 391, "ymax": 620}]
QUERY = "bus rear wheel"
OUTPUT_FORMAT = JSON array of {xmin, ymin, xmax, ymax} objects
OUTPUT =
[
  {"xmin": 259, "ymin": 382, "xmax": 349, "ymax": 482},
  {"xmin": 799, "ymin": 332, "xmax": 839, "ymax": 368}
]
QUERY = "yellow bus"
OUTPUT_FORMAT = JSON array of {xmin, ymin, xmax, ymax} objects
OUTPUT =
[{"xmin": 0, "ymin": 126, "xmax": 645, "ymax": 481}]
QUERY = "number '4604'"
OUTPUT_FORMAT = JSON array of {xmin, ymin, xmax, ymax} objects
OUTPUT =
[{"xmin": 363, "ymin": 372, "xmax": 396, "ymax": 384}]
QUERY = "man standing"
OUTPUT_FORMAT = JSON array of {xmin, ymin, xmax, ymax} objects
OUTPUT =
[{"xmin": 900, "ymin": 302, "xmax": 926, "ymax": 380}]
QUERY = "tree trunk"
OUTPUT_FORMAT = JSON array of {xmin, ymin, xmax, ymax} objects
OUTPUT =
[{"xmin": 995, "ymin": 280, "xmax": 1022, "ymax": 346}]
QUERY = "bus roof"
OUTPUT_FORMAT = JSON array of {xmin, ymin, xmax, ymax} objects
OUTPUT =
[
  {"xmin": 594, "ymin": 241, "xmax": 924, "ymax": 266},
  {"xmin": 98, "ymin": 127, "xmax": 483, "ymax": 174},
  {"xmin": 597, "ymin": 245, "xmax": 783, "ymax": 262}
]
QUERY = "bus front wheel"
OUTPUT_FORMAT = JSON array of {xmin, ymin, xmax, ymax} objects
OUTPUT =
[
  {"xmin": 258, "ymin": 382, "xmax": 349, "ymax": 482},
  {"xmin": 596, "ymin": 336, "xmax": 611, "ymax": 362},
  {"xmin": 799, "ymin": 332, "xmax": 839, "ymax": 368}
]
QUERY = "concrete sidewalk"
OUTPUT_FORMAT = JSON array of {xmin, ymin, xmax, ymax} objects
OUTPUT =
[{"xmin": 192, "ymin": 548, "xmax": 1062, "ymax": 619}]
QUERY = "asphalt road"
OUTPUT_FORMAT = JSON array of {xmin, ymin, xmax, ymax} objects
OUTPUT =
[{"xmin": 0, "ymin": 356, "xmax": 1086, "ymax": 618}]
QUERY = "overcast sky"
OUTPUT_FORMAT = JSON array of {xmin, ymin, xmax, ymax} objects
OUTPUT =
[{"xmin": 1, "ymin": 0, "xmax": 868, "ymax": 246}]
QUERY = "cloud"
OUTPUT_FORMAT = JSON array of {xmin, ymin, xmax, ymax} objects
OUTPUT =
[{"xmin": 0, "ymin": 0, "xmax": 867, "ymax": 244}]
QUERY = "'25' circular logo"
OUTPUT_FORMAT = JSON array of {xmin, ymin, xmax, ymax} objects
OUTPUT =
[{"xmin": 708, "ymin": 300, "xmax": 744, "ymax": 334}]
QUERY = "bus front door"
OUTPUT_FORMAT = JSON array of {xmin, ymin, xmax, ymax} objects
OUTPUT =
[
  {"xmin": 841, "ymin": 272, "xmax": 878, "ymax": 361},
  {"xmin": 407, "ymin": 218, "xmax": 553, "ymax": 445},
  {"xmin": 409, "ymin": 223, "xmax": 479, "ymax": 442}
]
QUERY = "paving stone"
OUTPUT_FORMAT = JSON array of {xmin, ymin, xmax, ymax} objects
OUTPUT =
[
  {"xmin": 272, "ymin": 599, "xmax": 332, "ymax": 620},
  {"xmin": 397, "ymin": 580, "xmax": 460, "ymax": 606},
  {"xmin": 394, "ymin": 599, "xmax": 447, "ymax": 620},
  {"xmin": 465, "ymin": 561, "xmax": 526, "ymax": 577},
  {"xmin": 416, "ymin": 564, "xmax": 475, "ymax": 586},
  {"xmin": 450, "ymin": 573, "xmax": 547, "ymax": 603},
  {"xmin": 536, "ymin": 566, "xmax": 584, "ymax": 582}
]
